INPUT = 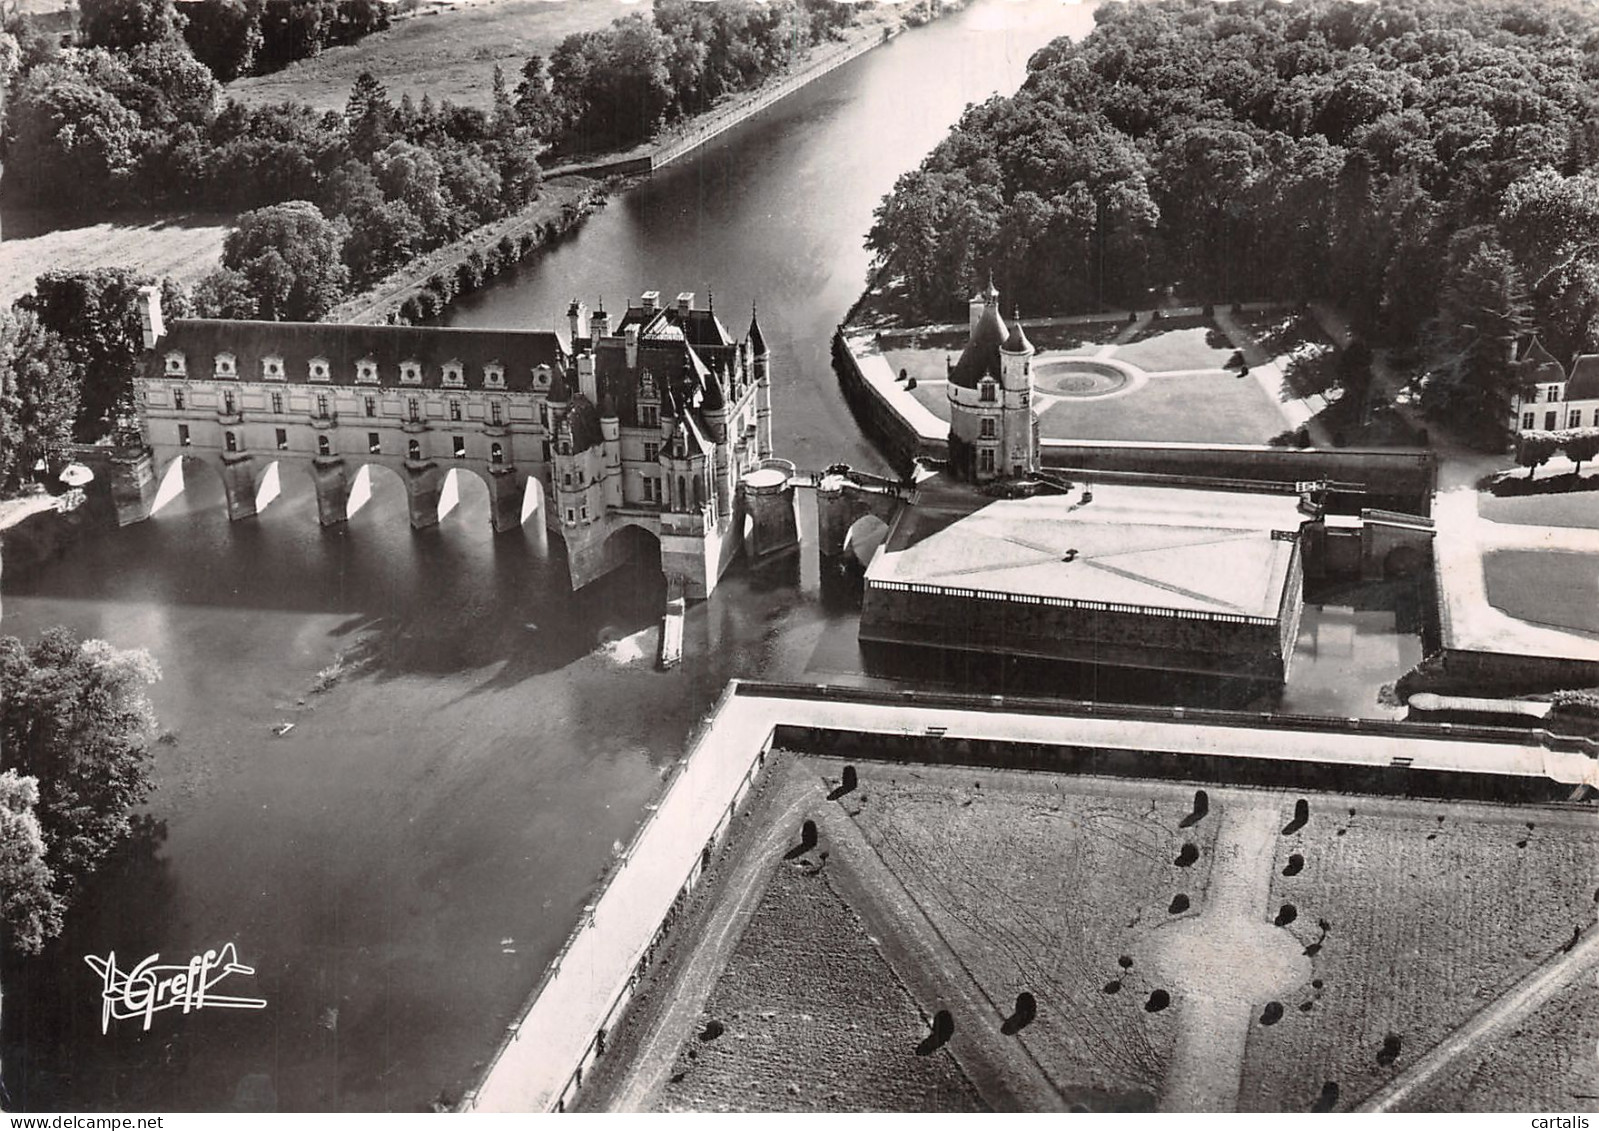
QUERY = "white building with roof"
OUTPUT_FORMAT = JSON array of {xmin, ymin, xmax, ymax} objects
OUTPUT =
[{"xmin": 1509, "ymin": 335, "xmax": 1599, "ymax": 435}]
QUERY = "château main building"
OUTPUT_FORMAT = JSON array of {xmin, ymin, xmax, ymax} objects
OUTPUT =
[{"xmin": 134, "ymin": 287, "xmax": 775, "ymax": 597}]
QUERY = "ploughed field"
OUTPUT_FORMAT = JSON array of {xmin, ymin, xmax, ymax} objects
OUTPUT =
[{"xmin": 639, "ymin": 758, "xmax": 1599, "ymax": 1112}]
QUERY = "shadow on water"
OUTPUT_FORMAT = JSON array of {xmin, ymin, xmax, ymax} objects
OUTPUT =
[{"xmin": 1, "ymin": 817, "xmax": 178, "ymax": 1112}]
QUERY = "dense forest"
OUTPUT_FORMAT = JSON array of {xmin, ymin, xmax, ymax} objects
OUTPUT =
[{"xmin": 867, "ymin": 0, "xmax": 1599, "ymax": 435}]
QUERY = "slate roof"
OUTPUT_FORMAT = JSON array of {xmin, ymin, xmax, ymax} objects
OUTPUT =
[
  {"xmin": 1567, "ymin": 354, "xmax": 1599, "ymax": 401},
  {"xmin": 147, "ymin": 319, "xmax": 564, "ymax": 392},
  {"xmin": 1515, "ymin": 336, "xmax": 1566, "ymax": 390},
  {"xmin": 949, "ymin": 303, "xmax": 1009, "ymax": 389}
]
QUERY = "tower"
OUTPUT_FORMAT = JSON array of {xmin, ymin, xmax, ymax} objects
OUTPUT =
[
  {"xmin": 750, "ymin": 304, "xmax": 772, "ymax": 460},
  {"xmin": 999, "ymin": 310, "xmax": 1038, "ymax": 477}
]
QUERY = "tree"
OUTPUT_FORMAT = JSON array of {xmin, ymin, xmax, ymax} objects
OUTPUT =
[
  {"xmin": 190, "ymin": 266, "xmax": 259, "ymax": 319},
  {"xmin": 0, "ymin": 309, "xmax": 82, "ymax": 494},
  {"xmin": 222, "ymin": 201, "xmax": 350, "ymax": 321},
  {"xmin": 1563, "ymin": 429, "xmax": 1599, "ymax": 475},
  {"xmin": 16, "ymin": 268, "xmax": 166, "ymax": 442},
  {"xmin": 1515, "ymin": 430, "xmax": 1559, "ymax": 478},
  {"xmin": 345, "ymin": 68, "xmax": 394, "ymax": 158},
  {"xmin": 0, "ymin": 771, "xmax": 66, "ymax": 956},
  {"xmin": 0, "ymin": 628, "xmax": 160, "ymax": 904},
  {"xmin": 181, "ymin": 0, "xmax": 263, "ymax": 82},
  {"xmin": 79, "ymin": 0, "xmax": 184, "ymax": 52},
  {"xmin": 1433, "ymin": 236, "xmax": 1533, "ymax": 440},
  {"xmin": 4, "ymin": 64, "xmax": 147, "ymax": 209}
]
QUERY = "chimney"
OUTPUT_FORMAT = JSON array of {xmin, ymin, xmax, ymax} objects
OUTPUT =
[
  {"xmin": 567, "ymin": 299, "xmax": 589, "ymax": 350},
  {"xmin": 676, "ymin": 292, "xmax": 695, "ymax": 318},
  {"xmin": 138, "ymin": 284, "xmax": 165, "ymax": 350},
  {"xmin": 640, "ymin": 290, "xmax": 660, "ymax": 315},
  {"xmin": 591, "ymin": 303, "xmax": 609, "ymax": 345},
  {"xmin": 625, "ymin": 325, "xmax": 639, "ymax": 369},
  {"xmin": 577, "ymin": 352, "xmax": 597, "ymax": 402}
]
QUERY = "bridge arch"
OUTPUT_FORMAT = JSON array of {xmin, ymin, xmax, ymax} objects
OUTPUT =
[
  {"xmin": 842, "ymin": 513, "xmax": 890, "ymax": 568},
  {"xmin": 151, "ymin": 451, "xmax": 261, "ymax": 521}
]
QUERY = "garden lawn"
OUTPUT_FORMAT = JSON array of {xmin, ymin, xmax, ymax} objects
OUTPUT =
[
  {"xmin": 846, "ymin": 766, "xmax": 1224, "ymax": 1110},
  {"xmin": 1038, "ymin": 369, "xmax": 1289, "ymax": 444},
  {"xmin": 1113, "ymin": 321, "xmax": 1236, "ymax": 372},
  {"xmin": 1479, "ymin": 488, "xmax": 1599, "ymax": 530},
  {"xmin": 0, "ymin": 210, "xmax": 231, "ymax": 307},
  {"xmin": 1239, "ymin": 792, "xmax": 1599, "ymax": 1111},
  {"xmin": 1483, "ymin": 550, "xmax": 1599, "ymax": 634}
]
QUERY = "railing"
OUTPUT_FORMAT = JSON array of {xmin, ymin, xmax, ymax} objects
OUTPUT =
[{"xmin": 866, "ymin": 577, "xmax": 1279, "ymax": 626}]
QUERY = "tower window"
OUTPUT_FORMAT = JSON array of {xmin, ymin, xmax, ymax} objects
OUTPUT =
[
  {"xmin": 980, "ymin": 418, "xmax": 995, "ymax": 439},
  {"xmin": 980, "ymin": 382, "xmax": 996, "ymax": 403},
  {"xmin": 640, "ymin": 405, "xmax": 659, "ymax": 428}
]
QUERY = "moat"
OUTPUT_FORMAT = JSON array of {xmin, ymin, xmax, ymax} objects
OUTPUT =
[{"xmin": 0, "ymin": 0, "xmax": 1418, "ymax": 1110}]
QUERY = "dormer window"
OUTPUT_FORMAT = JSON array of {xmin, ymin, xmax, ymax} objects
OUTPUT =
[
  {"xmin": 442, "ymin": 361, "xmax": 465, "ymax": 388},
  {"xmin": 400, "ymin": 360, "xmax": 422, "ymax": 385},
  {"xmin": 165, "ymin": 351, "xmax": 187, "ymax": 376},
  {"xmin": 1548, "ymin": 385, "xmax": 1561, "ymax": 402},
  {"xmin": 639, "ymin": 405, "xmax": 659, "ymax": 429},
  {"xmin": 214, "ymin": 352, "xmax": 237, "ymax": 379},
  {"xmin": 639, "ymin": 371, "xmax": 657, "ymax": 399},
  {"xmin": 262, "ymin": 355, "xmax": 284, "ymax": 380},
  {"xmin": 980, "ymin": 379, "xmax": 996, "ymax": 403},
  {"xmin": 309, "ymin": 356, "xmax": 330, "ymax": 381},
  {"xmin": 484, "ymin": 363, "xmax": 505, "ymax": 389},
  {"xmin": 356, "ymin": 357, "xmax": 380, "ymax": 384},
  {"xmin": 534, "ymin": 365, "xmax": 551, "ymax": 389}
]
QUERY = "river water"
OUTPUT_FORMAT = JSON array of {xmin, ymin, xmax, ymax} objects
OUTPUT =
[{"xmin": 0, "ymin": 0, "xmax": 1116, "ymax": 1111}]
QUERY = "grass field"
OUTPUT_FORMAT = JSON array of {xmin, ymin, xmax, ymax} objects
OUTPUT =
[
  {"xmin": 1114, "ymin": 321, "xmax": 1236, "ymax": 373},
  {"xmin": 227, "ymin": 0, "xmax": 645, "ymax": 113},
  {"xmin": 654, "ymin": 854, "xmax": 984, "ymax": 1113},
  {"xmin": 847, "ymin": 767, "xmax": 1223, "ymax": 1109},
  {"xmin": 1238, "ymin": 792, "xmax": 1599, "ymax": 1112},
  {"xmin": 1479, "ymin": 486, "xmax": 1599, "ymax": 530},
  {"xmin": 0, "ymin": 209, "xmax": 232, "ymax": 307},
  {"xmin": 1036, "ymin": 369, "xmax": 1288, "ymax": 444},
  {"xmin": 1483, "ymin": 549, "xmax": 1599, "ymax": 635}
]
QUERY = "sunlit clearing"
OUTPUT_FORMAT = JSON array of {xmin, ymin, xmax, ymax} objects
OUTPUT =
[
  {"xmin": 346, "ymin": 464, "xmax": 373, "ymax": 519},
  {"xmin": 437, "ymin": 468, "xmax": 461, "ymax": 522},
  {"xmin": 150, "ymin": 458, "xmax": 186, "ymax": 515},
  {"xmin": 255, "ymin": 461, "xmax": 281, "ymax": 513}
]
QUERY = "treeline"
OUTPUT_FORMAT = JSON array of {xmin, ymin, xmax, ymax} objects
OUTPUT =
[
  {"xmin": 516, "ymin": 0, "xmax": 859, "ymax": 155},
  {"xmin": 1514, "ymin": 428, "xmax": 1599, "ymax": 476},
  {"xmin": 180, "ymin": 0, "xmax": 390, "ymax": 83},
  {"xmin": 866, "ymin": 0, "xmax": 1599, "ymax": 440}
]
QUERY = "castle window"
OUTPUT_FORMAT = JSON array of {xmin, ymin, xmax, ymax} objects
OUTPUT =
[
  {"xmin": 173, "ymin": 389, "xmax": 186, "ymax": 411},
  {"xmin": 1572, "ymin": 410, "xmax": 1584, "ymax": 429},
  {"xmin": 491, "ymin": 442, "xmax": 504, "ymax": 465},
  {"xmin": 224, "ymin": 430, "xmax": 238, "ymax": 453},
  {"xmin": 368, "ymin": 432, "xmax": 381, "ymax": 454},
  {"xmin": 566, "ymin": 508, "xmax": 575, "ymax": 523},
  {"xmin": 580, "ymin": 504, "xmax": 588, "ymax": 520},
  {"xmin": 484, "ymin": 363, "xmax": 505, "ymax": 389},
  {"xmin": 165, "ymin": 352, "xmax": 187, "ymax": 376},
  {"xmin": 214, "ymin": 353, "xmax": 236, "ymax": 379},
  {"xmin": 980, "ymin": 418, "xmax": 995, "ymax": 439},
  {"xmin": 442, "ymin": 362, "xmax": 465, "ymax": 388},
  {"xmin": 980, "ymin": 448, "xmax": 994, "ymax": 473},
  {"xmin": 356, "ymin": 358, "xmax": 380, "ymax": 384},
  {"xmin": 678, "ymin": 476, "xmax": 686, "ymax": 508},
  {"xmin": 365, "ymin": 396, "xmax": 377, "ymax": 418},
  {"xmin": 316, "ymin": 393, "xmax": 330, "ymax": 418},
  {"xmin": 1548, "ymin": 386, "xmax": 1561, "ymax": 402},
  {"xmin": 271, "ymin": 392, "xmax": 284, "ymax": 414},
  {"xmin": 178, "ymin": 424, "xmax": 191, "ymax": 447},
  {"xmin": 222, "ymin": 390, "xmax": 237, "ymax": 415},
  {"xmin": 1523, "ymin": 412, "xmax": 1535, "ymax": 429},
  {"xmin": 539, "ymin": 403, "xmax": 549, "ymax": 428},
  {"xmin": 318, "ymin": 434, "xmax": 331, "ymax": 456},
  {"xmin": 1526, "ymin": 388, "xmax": 1539, "ymax": 404},
  {"xmin": 674, "ymin": 435, "xmax": 685, "ymax": 458},
  {"xmin": 563, "ymin": 472, "xmax": 572, "ymax": 487},
  {"xmin": 640, "ymin": 371, "xmax": 656, "ymax": 399},
  {"xmin": 491, "ymin": 401, "xmax": 503, "ymax": 426},
  {"xmin": 453, "ymin": 435, "xmax": 466, "ymax": 458},
  {"xmin": 640, "ymin": 405, "xmax": 659, "ymax": 428},
  {"xmin": 408, "ymin": 439, "xmax": 421, "ymax": 461},
  {"xmin": 644, "ymin": 441, "xmax": 659, "ymax": 463},
  {"xmin": 276, "ymin": 428, "xmax": 289, "ymax": 451},
  {"xmin": 407, "ymin": 397, "xmax": 421, "ymax": 423},
  {"xmin": 400, "ymin": 362, "xmax": 422, "ymax": 385},
  {"xmin": 560, "ymin": 440, "xmax": 571, "ymax": 456},
  {"xmin": 542, "ymin": 440, "xmax": 552, "ymax": 461},
  {"xmin": 449, "ymin": 399, "xmax": 462, "ymax": 421},
  {"xmin": 309, "ymin": 357, "xmax": 330, "ymax": 381},
  {"xmin": 262, "ymin": 356, "xmax": 284, "ymax": 380},
  {"xmin": 980, "ymin": 381, "xmax": 996, "ymax": 403},
  {"xmin": 576, "ymin": 468, "xmax": 584, "ymax": 486}
]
